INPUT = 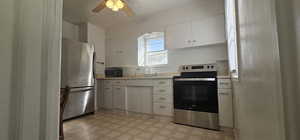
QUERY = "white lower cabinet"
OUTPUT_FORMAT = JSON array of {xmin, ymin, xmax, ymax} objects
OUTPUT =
[
  {"xmin": 139, "ymin": 87, "xmax": 153, "ymax": 114},
  {"xmin": 126, "ymin": 86, "xmax": 152, "ymax": 114},
  {"xmin": 126, "ymin": 88, "xmax": 139, "ymax": 113},
  {"xmin": 153, "ymin": 103, "xmax": 173, "ymax": 116},
  {"xmin": 101, "ymin": 79, "xmax": 173, "ymax": 116},
  {"xmin": 218, "ymin": 88, "xmax": 234, "ymax": 128},
  {"xmin": 113, "ymin": 86, "xmax": 125, "ymax": 110},
  {"xmin": 153, "ymin": 94, "xmax": 172, "ymax": 103},
  {"xmin": 103, "ymin": 86, "xmax": 113, "ymax": 109},
  {"xmin": 97, "ymin": 80, "xmax": 105, "ymax": 109},
  {"xmin": 153, "ymin": 79, "xmax": 173, "ymax": 116}
]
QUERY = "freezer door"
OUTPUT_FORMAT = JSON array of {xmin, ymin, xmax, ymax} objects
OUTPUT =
[
  {"xmin": 63, "ymin": 87, "xmax": 95, "ymax": 120},
  {"xmin": 61, "ymin": 39, "xmax": 95, "ymax": 88}
]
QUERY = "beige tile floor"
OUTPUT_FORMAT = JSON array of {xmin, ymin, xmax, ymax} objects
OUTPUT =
[{"xmin": 64, "ymin": 110, "xmax": 234, "ymax": 140}]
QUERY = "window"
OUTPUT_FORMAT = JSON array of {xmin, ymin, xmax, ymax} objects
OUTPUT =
[
  {"xmin": 138, "ymin": 32, "xmax": 168, "ymax": 66},
  {"xmin": 225, "ymin": 0, "xmax": 239, "ymax": 79}
]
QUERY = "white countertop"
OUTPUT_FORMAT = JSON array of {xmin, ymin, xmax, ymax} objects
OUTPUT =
[
  {"xmin": 97, "ymin": 75, "xmax": 231, "ymax": 80},
  {"xmin": 97, "ymin": 76, "xmax": 174, "ymax": 80}
]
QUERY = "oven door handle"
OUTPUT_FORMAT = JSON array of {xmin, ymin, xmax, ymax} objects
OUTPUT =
[{"xmin": 174, "ymin": 78, "xmax": 216, "ymax": 82}]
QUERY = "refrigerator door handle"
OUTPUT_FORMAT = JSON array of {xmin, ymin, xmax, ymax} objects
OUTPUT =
[
  {"xmin": 92, "ymin": 52, "xmax": 96, "ymax": 81},
  {"xmin": 70, "ymin": 87, "xmax": 94, "ymax": 93}
]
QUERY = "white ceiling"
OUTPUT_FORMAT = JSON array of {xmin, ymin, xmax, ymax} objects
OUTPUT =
[{"xmin": 63, "ymin": 0, "xmax": 199, "ymax": 29}]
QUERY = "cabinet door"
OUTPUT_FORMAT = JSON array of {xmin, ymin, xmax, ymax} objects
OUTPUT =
[
  {"xmin": 139, "ymin": 87, "xmax": 153, "ymax": 114},
  {"xmin": 126, "ymin": 87, "xmax": 152, "ymax": 114},
  {"xmin": 113, "ymin": 86, "xmax": 125, "ymax": 110},
  {"xmin": 126, "ymin": 87, "xmax": 139, "ymax": 112},
  {"xmin": 97, "ymin": 80, "xmax": 105, "ymax": 108},
  {"xmin": 191, "ymin": 15, "xmax": 226, "ymax": 47},
  {"xmin": 165, "ymin": 22, "xmax": 192, "ymax": 49},
  {"xmin": 104, "ymin": 87, "xmax": 113, "ymax": 109},
  {"xmin": 218, "ymin": 89, "xmax": 234, "ymax": 128}
]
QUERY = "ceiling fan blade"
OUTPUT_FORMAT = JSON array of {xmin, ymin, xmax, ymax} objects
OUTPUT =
[
  {"xmin": 122, "ymin": 2, "xmax": 135, "ymax": 16},
  {"xmin": 92, "ymin": 0, "xmax": 106, "ymax": 13}
]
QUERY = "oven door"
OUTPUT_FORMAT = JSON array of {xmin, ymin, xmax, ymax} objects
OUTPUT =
[{"xmin": 173, "ymin": 78, "xmax": 218, "ymax": 113}]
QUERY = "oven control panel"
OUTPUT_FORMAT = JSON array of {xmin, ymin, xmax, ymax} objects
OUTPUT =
[{"xmin": 179, "ymin": 64, "xmax": 217, "ymax": 72}]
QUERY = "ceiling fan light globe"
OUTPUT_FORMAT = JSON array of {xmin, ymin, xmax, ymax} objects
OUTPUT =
[
  {"xmin": 105, "ymin": 0, "xmax": 114, "ymax": 9},
  {"xmin": 116, "ymin": 0, "xmax": 125, "ymax": 9},
  {"xmin": 112, "ymin": 6, "xmax": 119, "ymax": 11}
]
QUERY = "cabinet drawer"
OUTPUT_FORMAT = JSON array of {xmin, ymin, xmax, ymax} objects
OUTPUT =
[
  {"xmin": 153, "ymin": 79, "xmax": 172, "ymax": 87},
  {"xmin": 153, "ymin": 103, "xmax": 173, "ymax": 116},
  {"xmin": 104, "ymin": 80, "xmax": 113, "ymax": 87},
  {"xmin": 126, "ymin": 80, "xmax": 153, "ymax": 86},
  {"xmin": 153, "ymin": 94, "xmax": 173, "ymax": 103},
  {"xmin": 103, "ymin": 86, "xmax": 112, "ymax": 92},
  {"xmin": 218, "ymin": 79, "xmax": 232, "ymax": 89},
  {"xmin": 153, "ymin": 86, "xmax": 172, "ymax": 95},
  {"xmin": 112, "ymin": 80, "xmax": 126, "ymax": 86}
]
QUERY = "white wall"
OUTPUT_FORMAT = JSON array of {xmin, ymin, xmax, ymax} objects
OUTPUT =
[
  {"xmin": 295, "ymin": 0, "xmax": 300, "ymax": 107},
  {"xmin": 233, "ymin": 0, "xmax": 286, "ymax": 140},
  {"xmin": 292, "ymin": 0, "xmax": 300, "ymax": 138},
  {"xmin": 0, "ymin": 0, "xmax": 15, "ymax": 139},
  {"xmin": 0, "ymin": 0, "xmax": 62, "ymax": 139},
  {"xmin": 294, "ymin": 0, "xmax": 300, "ymax": 97},
  {"xmin": 62, "ymin": 20, "xmax": 79, "ymax": 40},
  {"xmin": 106, "ymin": 0, "xmax": 228, "ymax": 72},
  {"xmin": 275, "ymin": 0, "xmax": 300, "ymax": 139}
]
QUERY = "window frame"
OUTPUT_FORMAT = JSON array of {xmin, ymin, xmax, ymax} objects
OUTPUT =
[
  {"xmin": 225, "ymin": 0, "xmax": 240, "ymax": 79},
  {"xmin": 138, "ymin": 32, "xmax": 168, "ymax": 67},
  {"xmin": 145, "ymin": 35, "xmax": 165, "ymax": 53}
]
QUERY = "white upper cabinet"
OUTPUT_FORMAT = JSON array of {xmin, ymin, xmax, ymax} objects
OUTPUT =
[
  {"xmin": 166, "ymin": 14, "xmax": 226, "ymax": 49},
  {"xmin": 165, "ymin": 22, "xmax": 191, "ymax": 49},
  {"xmin": 191, "ymin": 15, "xmax": 226, "ymax": 47}
]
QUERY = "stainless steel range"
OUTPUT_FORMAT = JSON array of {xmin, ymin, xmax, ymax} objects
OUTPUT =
[{"xmin": 173, "ymin": 64, "xmax": 219, "ymax": 130}]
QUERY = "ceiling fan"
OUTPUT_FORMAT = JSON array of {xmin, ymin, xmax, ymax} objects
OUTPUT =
[{"xmin": 92, "ymin": 0, "xmax": 135, "ymax": 16}]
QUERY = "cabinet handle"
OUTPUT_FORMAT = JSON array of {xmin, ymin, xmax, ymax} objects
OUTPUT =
[
  {"xmin": 219, "ymin": 82, "xmax": 230, "ymax": 85},
  {"xmin": 159, "ymin": 81, "xmax": 166, "ymax": 84},
  {"xmin": 159, "ymin": 89, "xmax": 166, "ymax": 92},
  {"xmin": 159, "ymin": 97, "xmax": 166, "ymax": 100},
  {"xmin": 105, "ymin": 88, "xmax": 110, "ymax": 90},
  {"xmin": 193, "ymin": 40, "xmax": 196, "ymax": 42},
  {"xmin": 116, "ymin": 88, "xmax": 121, "ymax": 90},
  {"xmin": 187, "ymin": 40, "xmax": 191, "ymax": 43},
  {"xmin": 159, "ymin": 106, "xmax": 166, "ymax": 109},
  {"xmin": 219, "ymin": 92, "xmax": 229, "ymax": 95}
]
